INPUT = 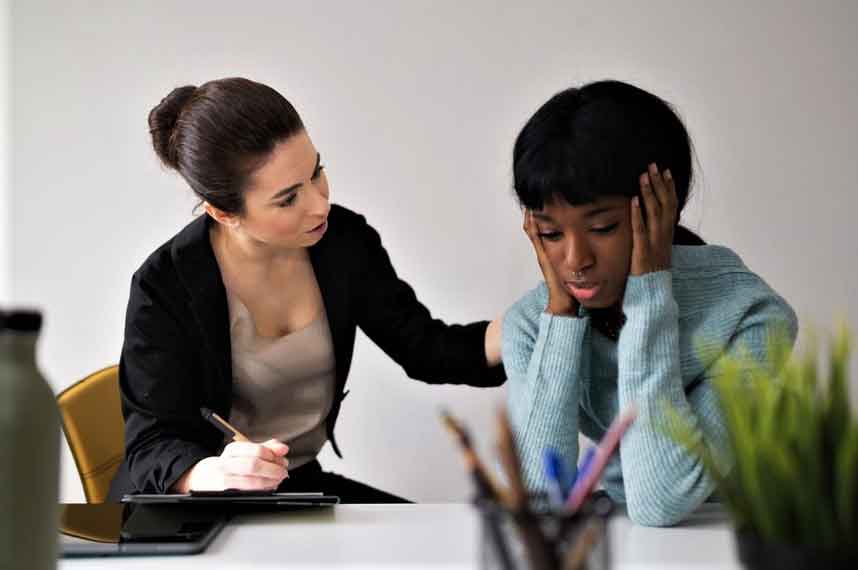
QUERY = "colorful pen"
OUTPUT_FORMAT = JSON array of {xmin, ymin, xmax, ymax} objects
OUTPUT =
[
  {"xmin": 570, "ymin": 446, "xmax": 596, "ymax": 494},
  {"xmin": 565, "ymin": 406, "xmax": 637, "ymax": 512},
  {"xmin": 543, "ymin": 448, "xmax": 571, "ymax": 507}
]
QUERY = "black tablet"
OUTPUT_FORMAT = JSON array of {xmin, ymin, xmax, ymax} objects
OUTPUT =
[
  {"xmin": 121, "ymin": 490, "xmax": 340, "ymax": 507},
  {"xmin": 59, "ymin": 503, "xmax": 227, "ymax": 557}
]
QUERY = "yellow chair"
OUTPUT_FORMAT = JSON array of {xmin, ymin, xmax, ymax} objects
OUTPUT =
[{"xmin": 57, "ymin": 365, "xmax": 125, "ymax": 503}]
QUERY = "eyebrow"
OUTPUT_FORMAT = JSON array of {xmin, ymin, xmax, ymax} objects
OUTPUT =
[
  {"xmin": 533, "ymin": 205, "xmax": 621, "ymax": 222},
  {"xmin": 269, "ymin": 153, "xmax": 321, "ymax": 202}
]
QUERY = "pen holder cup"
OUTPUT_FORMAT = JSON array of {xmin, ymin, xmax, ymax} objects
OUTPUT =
[{"xmin": 475, "ymin": 491, "xmax": 614, "ymax": 570}]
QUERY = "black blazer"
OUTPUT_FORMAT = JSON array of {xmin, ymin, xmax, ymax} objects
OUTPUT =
[{"xmin": 108, "ymin": 204, "xmax": 505, "ymax": 499}]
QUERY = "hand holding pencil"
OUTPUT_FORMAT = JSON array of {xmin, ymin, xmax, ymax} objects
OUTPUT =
[{"xmin": 171, "ymin": 408, "xmax": 290, "ymax": 493}]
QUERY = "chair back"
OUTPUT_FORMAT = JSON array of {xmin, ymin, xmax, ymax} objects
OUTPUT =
[{"xmin": 57, "ymin": 365, "xmax": 124, "ymax": 503}]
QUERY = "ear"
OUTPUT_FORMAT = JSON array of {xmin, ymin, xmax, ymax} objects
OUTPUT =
[{"xmin": 204, "ymin": 202, "xmax": 240, "ymax": 228}]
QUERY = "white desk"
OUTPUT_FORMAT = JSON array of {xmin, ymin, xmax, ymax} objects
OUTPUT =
[{"xmin": 59, "ymin": 503, "xmax": 742, "ymax": 569}]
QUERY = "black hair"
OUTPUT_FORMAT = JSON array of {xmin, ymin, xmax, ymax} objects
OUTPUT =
[
  {"xmin": 148, "ymin": 77, "xmax": 305, "ymax": 214},
  {"xmin": 513, "ymin": 80, "xmax": 703, "ymax": 244}
]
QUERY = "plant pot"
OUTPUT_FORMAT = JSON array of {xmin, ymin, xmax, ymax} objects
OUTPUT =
[{"xmin": 735, "ymin": 529, "xmax": 858, "ymax": 570}]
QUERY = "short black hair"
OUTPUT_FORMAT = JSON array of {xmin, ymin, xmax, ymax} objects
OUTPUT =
[{"xmin": 513, "ymin": 80, "xmax": 694, "ymax": 212}]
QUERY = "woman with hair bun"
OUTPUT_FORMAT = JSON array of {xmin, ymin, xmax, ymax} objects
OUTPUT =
[
  {"xmin": 503, "ymin": 80, "xmax": 797, "ymax": 526},
  {"xmin": 109, "ymin": 77, "xmax": 505, "ymax": 502}
]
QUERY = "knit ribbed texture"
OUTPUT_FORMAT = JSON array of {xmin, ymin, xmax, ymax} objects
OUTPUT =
[{"xmin": 503, "ymin": 245, "xmax": 798, "ymax": 526}]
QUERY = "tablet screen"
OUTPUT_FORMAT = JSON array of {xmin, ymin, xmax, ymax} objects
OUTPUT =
[{"xmin": 59, "ymin": 503, "xmax": 226, "ymax": 557}]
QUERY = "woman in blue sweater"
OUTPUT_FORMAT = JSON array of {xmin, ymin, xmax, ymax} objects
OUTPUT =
[{"xmin": 503, "ymin": 80, "xmax": 798, "ymax": 526}]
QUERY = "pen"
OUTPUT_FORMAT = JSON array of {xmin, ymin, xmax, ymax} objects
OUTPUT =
[
  {"xmin": 497, "ymin": 407, "xmax": 556, "ymax": 570},
  {"xmin": 439, "ymin": 409, "xmax": 515, "ymax": 570},
  {"xmin": 565, "ymin": 406, "xmax": 637, "ymax": 512},
  {"xmin": 569, "ymin": 446, "xmax": 596, "ymax": 495},
  {"xmin": 200, "ymin": 407, "xmax": 250, "ymax": 442},
  {"xmin": 543, "ymin": 448, "xmax": 570, "ymax": 507},
  {"xmin": 439, "ymin": 409, "xmax": 508, "ymax": 504},
  {"xmin": 495, "ymin": 407, "xmax": 529, "ymax": 512},
  {"xmin": 562, "ymin": 517, "xmax": 603, "ymax": 570}
]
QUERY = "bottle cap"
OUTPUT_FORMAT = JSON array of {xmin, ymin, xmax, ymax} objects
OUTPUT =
[{"xmin": 1, "ymin": 309, "xmax": 43, "ymax": 333}]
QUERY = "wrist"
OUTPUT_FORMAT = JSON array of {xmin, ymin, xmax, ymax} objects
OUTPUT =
[
  {"xmin": 484, "ymin": 317, "xmax": 503, "ymax": 367},
  {"xmin": 622, "ymin": 271, "xmax": 674, "ymax": 314},
  {"xmin": 173, "ymin": 456, "xmax": 220, "ymax": 492},
  {"xmin": 171, "ymin": 469, "xmax": 193, "ymax": 493}
]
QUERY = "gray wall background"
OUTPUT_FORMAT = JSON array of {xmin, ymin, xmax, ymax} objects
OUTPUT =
[
  {"xmin": 1, "ymin": 0, "xmax": 9, "ymax": 301},
  {"xmin": 4, "ymin": 0, "xmax": 857, "ymax": 502}
]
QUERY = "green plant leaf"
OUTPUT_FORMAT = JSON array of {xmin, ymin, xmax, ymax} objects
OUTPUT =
[
  {"xmin": 836, "ymin": 422, "xmax": 858, "ymax": 545},
  {"xmin": 827, "ymin": 324, "xmax": 851, "ymax": 484},
  {"xmin": 664, "ymin": 323, "xmax": 856, "ymax": 551}
]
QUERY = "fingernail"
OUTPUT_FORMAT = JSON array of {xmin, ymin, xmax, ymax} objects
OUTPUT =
[
  {"xmin": 650, "ymin": 162, "xmax": 659, "ymax": 173},
  {"xmin": 664, "ymin": 169, "xmax": 672, "ymax": 180},
  {"xmin": 633, "ymin": 197, "xmax": 640, "ymax": 207}
]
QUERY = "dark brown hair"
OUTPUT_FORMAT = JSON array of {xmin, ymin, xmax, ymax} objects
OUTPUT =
[{"xmin": 148, "ymin": 77, "xmax": 305, "ymax": 214}]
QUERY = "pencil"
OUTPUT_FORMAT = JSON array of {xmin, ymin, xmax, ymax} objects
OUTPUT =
[
  {"xmin": 496, "ymin": 406, "xmax": 556, "ymax": 570},
  {"xmin": 439, "ymin": 409, "xmax": 508, "ymax": 504},
  {"xmin": 563, "ymin": 518, "xmax": 603, "ymax": 570},
  {"xmin": 439, "ymin": 409, "xmax": 515, "ymax": 570},
  {"xmin": 200, "ymin": 407, "xmax": 251, "ymax": 442},
  {"xmin": 495, "ymin": 407, "xmax": 528, "ymax": 512}
]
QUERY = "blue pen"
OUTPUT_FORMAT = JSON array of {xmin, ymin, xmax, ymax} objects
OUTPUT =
[
  {"xmin": 569, "ymin": 446, "xmax": 597, "ymax": 496},
  {"xmin": 543, "ymin": 448, "xmax": 570, "ymax": 507}
]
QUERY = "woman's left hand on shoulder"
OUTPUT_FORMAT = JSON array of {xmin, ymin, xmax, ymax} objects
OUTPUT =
[{"xmin": 630, "ymin": 163, "xmax": 677, "ymax": 276}]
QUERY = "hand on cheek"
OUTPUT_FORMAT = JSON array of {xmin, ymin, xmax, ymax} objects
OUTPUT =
[
  {"xmin": 523, "ymin": 209, "xmax": 579, "ymax": 316},
  {"xmin": 630, "ymin": 163, "xmax": 677, "ymax": 276}
]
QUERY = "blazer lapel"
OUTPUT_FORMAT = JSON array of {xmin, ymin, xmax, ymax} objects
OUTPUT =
[
  {"xmin": 170, "ymin": 215, "xmax": 233, "ymax": 404},
  {"xmin": 168, "ymin": 210, "xmax": 352, "ymax": 411},
  {"xmin": 309, "ymin": 224, "xmax": 350, "ymax": 395}
]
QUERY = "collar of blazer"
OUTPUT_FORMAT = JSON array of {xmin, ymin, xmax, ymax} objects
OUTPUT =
[
  {"xmin": 168, "ymin": 214, "xmax": 233, "ymax": 397},
  {"xmin": 165, "ymin": 209, "xmax": 352, "ymax": 407}
]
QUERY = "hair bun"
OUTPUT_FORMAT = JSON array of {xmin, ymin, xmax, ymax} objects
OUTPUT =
[{"xmin": 148, "ymin": 85, "xmax": 197, "ymax": 170}]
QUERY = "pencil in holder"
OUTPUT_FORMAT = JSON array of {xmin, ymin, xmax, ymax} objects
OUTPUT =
[{"xmin": 475, "ymin": 491, "xmax": 614, "ymax": 570}]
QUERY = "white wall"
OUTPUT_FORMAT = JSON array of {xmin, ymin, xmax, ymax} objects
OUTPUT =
[
  {"xmin": 0, "ymin": 0, "xmax": 9, "ymax": 302},
  {"xmin": 9, "ymin": 0, "xmax": 858, "ymax": 502}
]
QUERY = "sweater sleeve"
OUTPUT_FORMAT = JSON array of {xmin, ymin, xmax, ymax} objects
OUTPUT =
[
  {"xmin": 615, "ymin": 271, "xmax": 798, "ymax": 526},
  {"xmin": 503, "ymin": 286, "xmax": 590, "ymax": 491}
]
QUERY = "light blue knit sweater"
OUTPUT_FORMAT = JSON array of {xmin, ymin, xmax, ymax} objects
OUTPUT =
[{"xmin": 503, "ymin": 245, "xmax": 798, "ymax": 527}]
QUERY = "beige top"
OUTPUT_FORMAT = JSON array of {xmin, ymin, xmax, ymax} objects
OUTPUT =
[{"xmin": 226, "ymin": 292, "xmax": 336, "ymax": 470}]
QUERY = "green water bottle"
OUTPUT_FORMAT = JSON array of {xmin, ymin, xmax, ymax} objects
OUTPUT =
[{"xmin": 0, "ymin": 309, "xmax": 59, "ymax": 570}]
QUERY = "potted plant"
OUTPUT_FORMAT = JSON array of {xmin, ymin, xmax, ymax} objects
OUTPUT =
[{"xmin": 665, "ymin": 325, "xmax": 858, "ymax": 570}]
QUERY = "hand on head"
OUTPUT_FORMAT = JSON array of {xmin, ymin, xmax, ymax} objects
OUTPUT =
[{"xmin": 630, "ymin": 163, "xmax": 677, "ymax": 276}]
